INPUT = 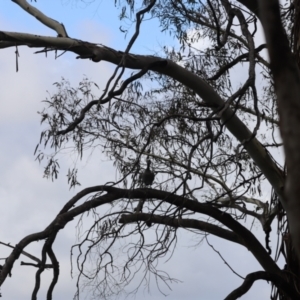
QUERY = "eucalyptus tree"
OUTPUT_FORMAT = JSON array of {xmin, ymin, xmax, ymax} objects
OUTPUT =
[{"xmin": 0, "ymin": 0, "xmax": 299, "ymax": 299}]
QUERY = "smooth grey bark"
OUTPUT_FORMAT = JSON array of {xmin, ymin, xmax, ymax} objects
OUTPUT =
[{"xmin": 11, "ymin": 0, "xmax": 68, "ymax": 37}]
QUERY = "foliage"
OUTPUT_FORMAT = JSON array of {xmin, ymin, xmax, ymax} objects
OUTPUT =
[{"xmin": 1, "ymin": 0, "xmax": 299, "ymax": 299}]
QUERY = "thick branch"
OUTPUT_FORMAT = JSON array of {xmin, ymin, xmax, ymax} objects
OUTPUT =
[
  {"xmin": 119, "ymin": 213, "xmax": 244, "ymax": 245},
  {"xmin": 61, "ymin": 186, "xmax": 282, "ymax": 275},
  {"xmin": 0, "ymin": 187, "xmax": 121, "ymax": 285},
  {"xmin": 225, "ymin": 271, "xmax": 299, "ymax": 299},
  {"xmin": 0, "ymin": 186, "xmax": 282, "ymax": 286},
  {"xmin": 0, "ymin": 32, "xmax": 76, "ymax": 49},
  {"xmin": 259, "ymin": 0, "xmax": 300, "ymax": 261}
]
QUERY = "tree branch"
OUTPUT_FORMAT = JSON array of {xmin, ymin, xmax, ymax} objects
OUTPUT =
[
  {"xmin": 12, "ymin": 0, "xmax": 68, "ymax": 37},
  {"xmin": 225, "ymin": 271, "xmax": 299, "ymax": 299},
  {"xmin": 119, "ymin": 212, "xmax": 244, "ymax": 245},
  {"xmin": 235, "ymin": 0, "xmax": 260, "ymax": 19},
  {"xmin": 0, "ymin": 185, "xmax": 277, "ymax": 283},
  {"xmin": 208, "ymin": 44, "xmax": 267, "ymax": 80},
  {"xmin": 259, "ymin": 0, "xmax": 300, "ymax": 261}
]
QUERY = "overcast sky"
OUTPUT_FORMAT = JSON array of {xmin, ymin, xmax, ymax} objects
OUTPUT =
[{"xmin": 0, "ymin": 1, "xmax": 281, "ymax": 299}]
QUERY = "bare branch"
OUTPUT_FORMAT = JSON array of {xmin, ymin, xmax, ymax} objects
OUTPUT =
[
  {"xmin": 0, "ymin": 185, "xmax": 283, "ymax": 285},
  {"xmin": 12, "ymin": 0, "xmax": 68, "ymax": 37},
  {"xmin": 225, "ymin": 271, "xmax": 299, "ymax": 300},
  {"xmin": 208, "ymin": 44, "xmax": 268, "ymax": 80},
  {"xmin": 56, "ymin": 60, "xmax": 167, "ymax": 135},
  {"xmin": 119, "ymin": 212, "xmax": 244, "ymax": 245}
]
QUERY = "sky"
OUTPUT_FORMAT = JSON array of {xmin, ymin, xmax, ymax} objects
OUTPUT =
[{"xmin": 0, "ymin": 1, "xmax": 281, "ymax": 299}]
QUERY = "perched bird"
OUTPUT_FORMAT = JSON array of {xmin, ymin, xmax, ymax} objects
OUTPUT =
[
  {"xmin": 141, "ymin": 159, "xmax": 155, "ymax": 186},
  {"xmin": 135, "ymin": 159, "xmax": 155, "ymax": 214}
]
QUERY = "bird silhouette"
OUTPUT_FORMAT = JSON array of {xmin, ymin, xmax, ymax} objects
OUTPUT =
[
  {"xmin": 141, "ymin": 159, "xmax": 155, "ymax": 186},
  {"xmin": 135, "ymin": 159, "xmax": 155, "ymax": 215}
]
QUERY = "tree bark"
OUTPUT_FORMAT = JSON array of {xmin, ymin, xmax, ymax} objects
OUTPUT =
[{"xmin": 258, "ymin": 0, "xmax": 300, "ymax": 268}]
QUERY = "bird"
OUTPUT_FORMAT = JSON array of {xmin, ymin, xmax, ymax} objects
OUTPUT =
[
  {"xmin": 141, "ymin": 159, "xmax": 155, "ymax": 186},
  {"xmin": 135, "ymin": 159, "xmax": 155, "ymax": 214}
]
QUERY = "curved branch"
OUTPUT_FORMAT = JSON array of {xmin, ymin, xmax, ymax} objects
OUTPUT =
[
  {"xmin": 225, "ymin": 271, "xmax": 298, "ymax": 299},
  {"xmin": 0, "ymin": 186, "xmax": 121, "ymax": 285},
  {"xmin": 119, "ymin": 213, "xmax": 244, "ymax": 245},
  {"xmin": 46, "ymin": 244, "xmax": 59, "ymax": 300},
  {"xmin": 0, "ymin": 185, "xmax": 282, "ymax": 286},
  {"xmin": 208, "ymin": 44, "xmax": 267, "ymax": 80}
]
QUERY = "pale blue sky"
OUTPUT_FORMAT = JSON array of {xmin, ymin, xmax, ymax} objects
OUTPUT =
[{"xmin": 0, "ymin": 1, "xmax": 276, "ymax": 299}]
